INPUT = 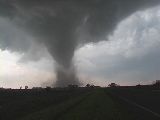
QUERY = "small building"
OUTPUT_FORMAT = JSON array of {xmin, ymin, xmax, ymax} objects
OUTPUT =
[
  {"xmin": 32, "ymin": 87, "xmax": 43, "ymax": 89},
  {"xmin": 85, "ymin": 84, "xmax": 100, "ymax": 88}
]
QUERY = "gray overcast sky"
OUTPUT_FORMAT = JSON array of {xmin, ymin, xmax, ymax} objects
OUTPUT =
[
  {"xmin": 0, "ymin": 3, "xmax": 160, "ymax": 88},
  {"xmin": 75, "ymin": 6, "xmax": 160, "ymax": 86}
]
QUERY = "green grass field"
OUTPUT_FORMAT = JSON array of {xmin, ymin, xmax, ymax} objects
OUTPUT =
[
  {"xmin": 1, "ymin": 88, "xmax": 159, "ymax": 120},
  {"xmin": 19, "ymin": 89, "xmax": 131, "ymax": 120}
]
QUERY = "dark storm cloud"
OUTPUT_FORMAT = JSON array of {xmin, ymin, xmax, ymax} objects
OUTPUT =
[{"xmin": 0, "ymin": 0, "xmax": 160, "ymax": 86}]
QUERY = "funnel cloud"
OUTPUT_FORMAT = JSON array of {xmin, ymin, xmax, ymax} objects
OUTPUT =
[{"xmin": 0, "ymin": 0, "xmax": 160, "ymax": 87}]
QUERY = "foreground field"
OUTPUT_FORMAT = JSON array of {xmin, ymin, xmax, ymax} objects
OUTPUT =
[
  {"xmin": 0, "ymin": 88, "xmax": 159, "ymax": 120},
  {"xmin": 108, "ymin": 87, "xmax": 160, "ymax": 120},
  {"xmin": 20, "ymin": 89, "xmax": 130, "ymax": 120},
  {"xmin": 0, "ymin": 89, "xmax": 88, "ymax": 120}
]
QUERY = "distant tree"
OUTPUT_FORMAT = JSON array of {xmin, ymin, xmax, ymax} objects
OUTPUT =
[
  {"xmin": 86, "ymin": 84, "xmax": 91, "ymax": 87},
  {"xmin": 136, "ymin": 84, "xmax": 142, "ymax": 89},
  {"xmin": 153, "ymin": 80, "xmax": 160, "ymax": 87},
  {"xmin": 25, "ymin": 86, "xmax": 28, "ymax": 89},
  {"xmin": 108, "ymin": 83, "xmax": 118, "ymax": 87},
  {"xmin": 45, "ymin": 86, "xmax": 52, "ymax": 91},
  {"xmin": 90, "ymin": 85, "xmax": 95, "ymax": 88}
]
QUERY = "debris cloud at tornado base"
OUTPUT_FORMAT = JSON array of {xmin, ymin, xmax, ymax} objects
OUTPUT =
[{"xmin": 0, "ymin": 0, "xmax": 160, "ymax": 87}]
